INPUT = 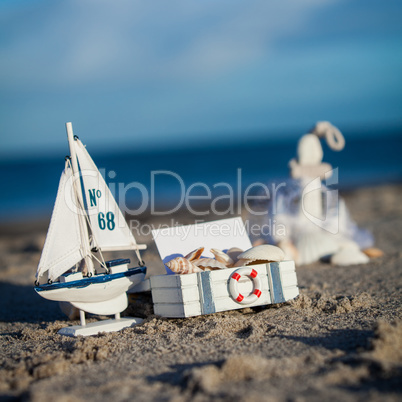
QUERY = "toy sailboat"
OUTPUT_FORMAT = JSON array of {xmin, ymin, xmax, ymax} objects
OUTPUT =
[{"xmin": 34, "ymin": 122, "xmax": 147, "ymax": 336}]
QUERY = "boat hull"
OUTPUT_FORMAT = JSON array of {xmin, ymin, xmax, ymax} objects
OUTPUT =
[
  {"xmin": 34, "ymin": 267, "xmax": 146, "ymax": 308},
  {"xmin": 71, "ymin": 293, "xmax": 129, "ymax": 315}
]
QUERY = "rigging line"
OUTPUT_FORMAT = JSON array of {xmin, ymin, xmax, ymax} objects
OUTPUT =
[
  {"xmin": 67, "ymin": 158, "xmax": 108, "ymax": 271},
  {"xmin": 72, "ymin": 142, "xmax": 108, "ymax": 268},
  {"xmin": 91, "ymin": 252, "xmax": 107, "ymax": 271},
  {"xmin": 66, "ymin": 131, "xmax": 95, "ymax": 276},
  {"xmin": 75, "ymin": 185, "xmax": 107, "ymax": 270},
  {"xmin": 74, "ymin": 140, "xmax": 144, "ymax": 264},
  {"xmin": 134, "ymin": 247, "xmax": 144, "ymax": 266},
  {"xmin": 67, "ymin": 155, "xmax": 143, "ymax": 268}
]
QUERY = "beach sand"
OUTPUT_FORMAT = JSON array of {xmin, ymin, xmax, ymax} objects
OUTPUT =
[{"xmin": 0, "ymin": 184, "xmax": 401, "ymax": 401}]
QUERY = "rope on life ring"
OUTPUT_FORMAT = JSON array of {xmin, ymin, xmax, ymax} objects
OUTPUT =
[{"xmin": 229, "ymin": 267, "xmax": 262, "ymax": 305}]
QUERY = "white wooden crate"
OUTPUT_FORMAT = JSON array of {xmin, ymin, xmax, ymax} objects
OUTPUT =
[{"xmin": 150, "ymin": 260, "xmax": 298, "ymax": 318}]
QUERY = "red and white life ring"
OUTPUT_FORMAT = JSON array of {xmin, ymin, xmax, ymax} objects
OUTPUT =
[{"xmin": 229, "ymin": 267, "xmax": 262, "ymax": 304}]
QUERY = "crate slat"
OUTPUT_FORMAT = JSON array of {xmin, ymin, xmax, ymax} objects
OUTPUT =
[{"xmin": 150, "ymin": 260, "xmax": 299, "ymax": 317}]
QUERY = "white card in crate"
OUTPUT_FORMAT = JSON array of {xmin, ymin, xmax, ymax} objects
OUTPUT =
[{"xmin": 152, "ymin": 217, "xmax": 252, "ymax": 274}]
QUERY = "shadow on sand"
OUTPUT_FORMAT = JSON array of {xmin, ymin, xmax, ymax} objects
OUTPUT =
[
  {"xmin": 0, "ymin": 281, "xmax": 64, "ymax": 323},
  {"xmin": 147, "ymin": 360, "xmax": 224, "ymax": 387},
  {"xmin": 281, "ymin": 329, "xmax": 374, "ymax": 352}
]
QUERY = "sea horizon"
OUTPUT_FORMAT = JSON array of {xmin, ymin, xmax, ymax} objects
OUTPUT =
[{"xmin": 1, "ymin": 127, "xmax": 402, "ymax": 223}]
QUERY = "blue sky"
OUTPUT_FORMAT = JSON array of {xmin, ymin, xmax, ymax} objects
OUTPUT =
[{"xmin": 0, "ymin": 0, "xmax": 401, "ymax": 158}]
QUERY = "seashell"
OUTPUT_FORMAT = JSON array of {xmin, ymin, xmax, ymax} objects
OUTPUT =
[
  {"xmin": 193, "ymin": 258, "xmax": 227, "ymax": 270},
  {"xmin": 295, "ymin": 232, "xmax": 339, "ymax": 265},
  {"xmin": 226, "ymin": 247, "xmax": 244, "ymax": 264},
  {"xmin": 184, "ymin": 247, "xmax": 204, "ymax": 261},
  {"xmin": 362, "ymin": 247, "xmax": 384, "ymax": 258},
  {"xmin": 166, "ymin": 257, "xmax": 203, "ymax": 274},
  {"xmin": 210, "ymin": 248, "xmax": 234, "ymax": 267},
  {"xmin": 233, "ymin": 258, "xmax": 250, "ymax": 267},
  {"xmin": 297, "ymin": 134, "xmax": 323, "ymax": 166},
  {"xmin": 235, "ymin": 244, "xmax": 285, "ymax": 266},
  {"xmin": 331, "ymin": 247, "xmax": 370, "ymax": 266}
]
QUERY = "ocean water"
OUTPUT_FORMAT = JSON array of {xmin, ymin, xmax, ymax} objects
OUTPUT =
[{"xmin": 1, "ymin": 130, "xmax": 401, "ymax": 222}]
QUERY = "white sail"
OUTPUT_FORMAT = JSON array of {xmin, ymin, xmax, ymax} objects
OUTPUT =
[
  {"xmin": 37, "ymin": 162, "xmax": 86, "ymax": 282},
  {"xmin": 74, "ymin": 139, "xmax": 145, "ymax": 253}
]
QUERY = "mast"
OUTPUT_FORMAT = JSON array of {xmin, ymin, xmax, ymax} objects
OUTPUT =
[{"xmin": 66, "ymin": 122, "xmax": 95, "ymax": 276}]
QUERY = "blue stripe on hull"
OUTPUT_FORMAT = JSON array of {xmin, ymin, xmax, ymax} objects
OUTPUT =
[{"xmin": 35, "ymin": 266, "xmax": 146, "ymax": 293}]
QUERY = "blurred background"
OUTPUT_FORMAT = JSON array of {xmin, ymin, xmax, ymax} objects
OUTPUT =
[{"xmin": 1, "ymin": 0, "xmax": 401, "ymax": 222}]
